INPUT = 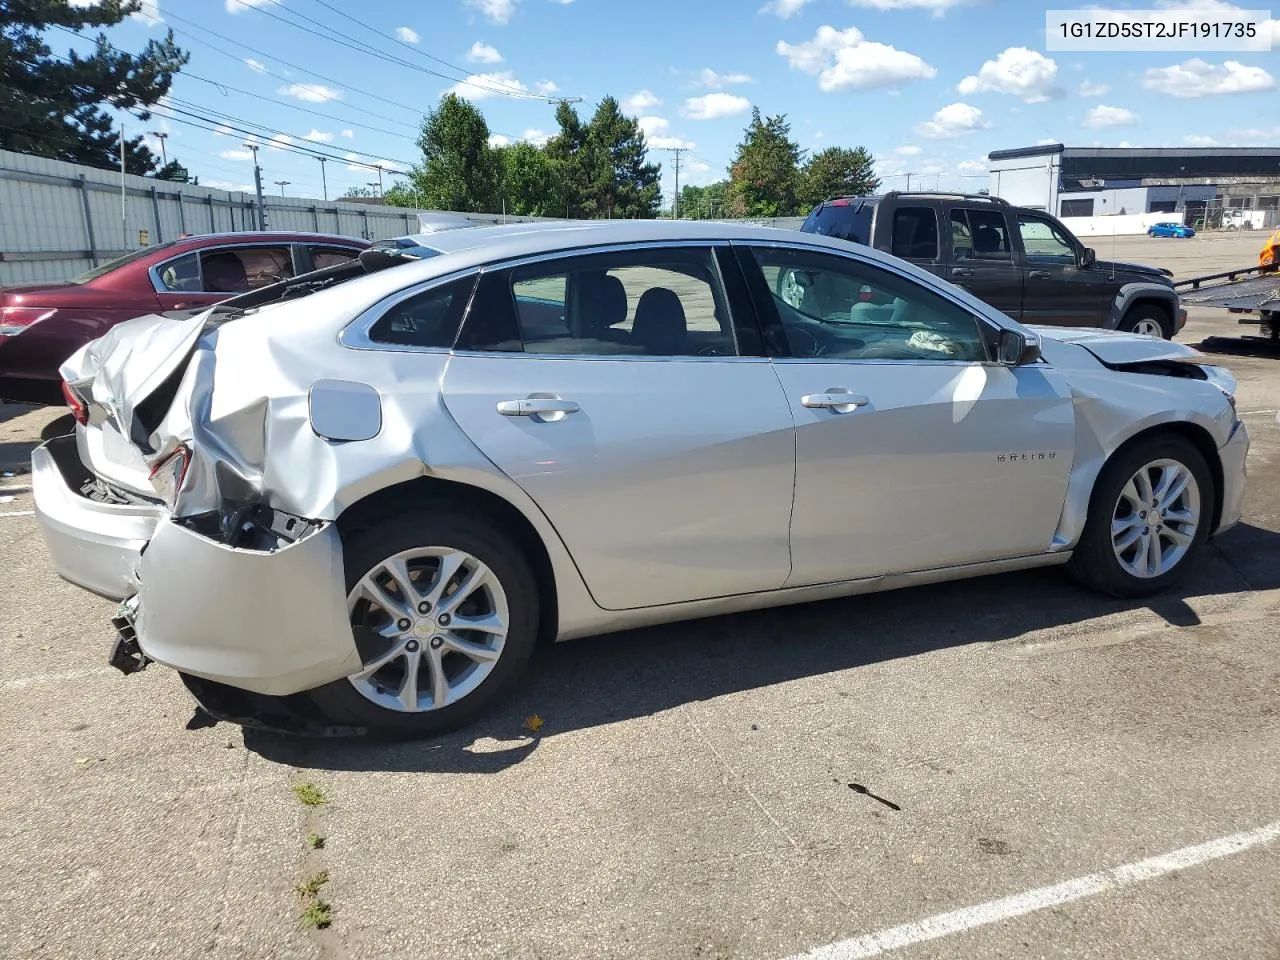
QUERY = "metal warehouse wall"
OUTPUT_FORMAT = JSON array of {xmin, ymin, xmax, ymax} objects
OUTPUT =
[{"xmin": 0, "ymin": 150, "xmax": 551, "ymax": 285}]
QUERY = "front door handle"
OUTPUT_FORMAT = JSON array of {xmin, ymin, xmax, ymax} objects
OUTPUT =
[
  {"xmin": 801, "ymin": 390, "xmax": 869, "ymax": 414},
  {"xmin": 1027, "ymin": 270, "xmax": 1052, "ymax": 279},
  {"xmin": 952, "ymin": 268, "xmax": 974, "ymax": 278},
  {"xmin": 496, "ymin": 396, "xmax": 580, "ymax": 422}
]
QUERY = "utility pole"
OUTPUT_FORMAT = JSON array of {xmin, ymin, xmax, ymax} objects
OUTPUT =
[
  {"xmin": 275, "ymin": 180, "xmax": 290, "ymax": 197},
  {"xmin": 660, "ymin": 146, "xmax": 686, "ymax": 219},
  {"xmin": 316, "ymin": 156, "xmax": 328, "ymax": 201},
  {"xmin": 245, "ymin": 142, "xmax": 266, "ymax": 230},
  {"xmin": 373, "ymin": 164, "xmax": 384, "ymax": 198},
  {"xmin": 905, "ymin": 171, "xmax": 915, "ymax": 191},
  {"xmin": 120, "ymin": 126, "xmax": 128, "ymax": 250},
  {"xmin": 149, "ymin": 130, "xmax": 168, "ymax": 166}
]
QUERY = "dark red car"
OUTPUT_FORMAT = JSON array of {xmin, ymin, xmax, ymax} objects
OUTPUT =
[{"xmin": 0, "ymin": 231, "xmax": 368, "ymax": 404}]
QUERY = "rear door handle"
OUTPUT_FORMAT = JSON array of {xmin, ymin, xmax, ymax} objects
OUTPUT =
[
  {"xmin": 801, "ymin": 390, "xmax": 869, "ymax": 413},
  {"xmin": 496, "ymin": 396, "xmax": 580, "ymax": 421},
  {"xmin": 951, "ymin": 268, "xmax": 974, "ymax": 278}
]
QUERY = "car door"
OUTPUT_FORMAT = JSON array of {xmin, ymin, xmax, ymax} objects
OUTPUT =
[
  {"xmin": 886, "ymin": 204, "xmax": 946, "ymax": 280},
  {"xmin": 439, "ymin": 244, "xmax": 797, "ymax": 611},
  {"xmin": 948, "ymin": 206, "xmax": 1023, "ymax": 320},
  {"xmin": 739, "ymin": 242, "xmax": 1075, "ymax": 587},
  {"xmin": 1013, "ymin": 212, "xmax": 1112, "ymax": 327}
]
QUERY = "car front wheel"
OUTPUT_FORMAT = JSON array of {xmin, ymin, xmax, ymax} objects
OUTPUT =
[
  {"xmin": 1119, "ymin": 304, "xmax": 1171, "ymax": 338},
  {"xmin": 1067, "ymin": 435, "xmax": 1213, "ymax": 598},
  {"xmin": 308, "ymin": 505, "xmax": 541, "ymax": 736}
]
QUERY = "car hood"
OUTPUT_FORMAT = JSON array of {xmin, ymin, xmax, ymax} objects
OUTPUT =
[
  {"xmin": 1092, "ymin": 259, "xmax": 1174, "ymax": 280},
  {"xmin": 1030, "ymin": 325, "xmax": 1205, "ymax": 366}
]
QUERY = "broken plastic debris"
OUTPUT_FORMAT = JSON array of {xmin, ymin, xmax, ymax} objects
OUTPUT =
[
  {"xmin": 0, "ymin": 495, "xmax": 13, "ymax": 503},
  {"xmin": 522, "ymin": 714, "xmax": 545, "ymax": 734}
]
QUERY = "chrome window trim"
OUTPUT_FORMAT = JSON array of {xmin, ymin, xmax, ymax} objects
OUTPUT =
[
  {"xmin": 146, "ymin": 240, "xmax": 317, "ymax": 295},
  {"xmin": 339, "ymin": 266, "xmax": 482, "ymax": 353}
]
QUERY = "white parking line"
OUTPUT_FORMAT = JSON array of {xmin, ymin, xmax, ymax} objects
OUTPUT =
[
  {"xmin": 0, "ymin": 510, "xmax": 34, "ymax": 518},
  {"xmin": 784, "ymin": 819, "xmax": 1280, "ymax": 960}
]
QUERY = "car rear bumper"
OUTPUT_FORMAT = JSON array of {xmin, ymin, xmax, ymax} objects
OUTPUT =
[
  {"xmin": 1215, "ymin": 418, "xmax": 1249, "ymax": 536},
  {"xmin": 31, "ymin": 436, "xmax": 164, "ymax": 600}
]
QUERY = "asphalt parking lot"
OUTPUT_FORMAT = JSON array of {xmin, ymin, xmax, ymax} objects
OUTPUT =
[{"xmin": 1, "ymin": 231, "xmax": 1277, "ymax": 960}]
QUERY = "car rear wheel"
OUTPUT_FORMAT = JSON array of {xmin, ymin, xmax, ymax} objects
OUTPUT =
[
  {"xmin": 1119, "ymin": 304, "xmax": 1171, "ymax": 339},
  {"xmin": 307, "ymin": 505, "xmax": 541, "ymax": 736},
  {"xmin": 1067, "ymin": 435, "xmax": 1213, "ymax": 598}
]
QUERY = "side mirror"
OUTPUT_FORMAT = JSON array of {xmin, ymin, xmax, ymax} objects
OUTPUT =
[
  {"xmin": 1080, "ymin": 247, "xmax": 1096, "ymax": 267},
  {"xmin": 998, "ymin": 328, "xmax": 1042, "ymax": 366}
]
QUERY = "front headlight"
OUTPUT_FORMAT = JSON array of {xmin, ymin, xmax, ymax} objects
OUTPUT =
[{"xmin": 1199, "ymin": 364, "xmax": 1238, "ymax": 417}]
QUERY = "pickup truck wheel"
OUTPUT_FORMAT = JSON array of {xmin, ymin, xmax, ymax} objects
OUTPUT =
[
  {"xmin": 1118, "ymin": 304, "xmax": 1171, "ymax": 339},
  {"xmin": 1067, "ymin": 435, "xmax": 1213, "ymax": 599},
  {"xmin": 308, "ymin": 505, "xmax": 540, "ymax": 737}
]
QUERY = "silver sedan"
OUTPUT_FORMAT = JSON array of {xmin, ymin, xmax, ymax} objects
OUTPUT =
[{"xmin": 32, "ymin": 221, "xmax": 1249, "ymax": 735}]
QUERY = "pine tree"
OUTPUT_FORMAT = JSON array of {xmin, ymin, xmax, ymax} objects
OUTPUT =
[
  {"xmin": 726, "ymin": 108, "xmax": 804, "ymax": 218},
  {"xmin": 404, "ymin": 94, "xmax": 501, "ymax": 212},
  {"xmin": 1, "ymin": 0, "xmax": 188, "ymax": 173}
]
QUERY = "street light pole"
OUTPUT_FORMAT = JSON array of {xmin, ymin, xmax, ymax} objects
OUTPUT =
[
  {"xmin": 316, "ymin": 156, "xmax": 328, "ymax": 201},
  {"xmin": 275, "ymin": 180, "xmax": 290, "ymax": 197},
  {"xmin": 245, "ymin": 142, "xmax": 266, "ymax": 230},
  {"xmin": 149, "ymin": 130, "xmax": 168, "ymax": 166}
]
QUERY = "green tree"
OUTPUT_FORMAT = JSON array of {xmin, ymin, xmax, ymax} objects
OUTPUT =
[
  {"xmin": 799, "ymin": 146, "xmax": 879, "ymax": 211},
  {"xmin": 678, "ymin": 181, "xmax": 728, "ymax": 219},
  {"xmin": 1, "ymin": 0, "xmax": 188, "ymax": 174},
  {"xmin": 726, "ymin": 108, "xmax": 803, "ymax": 218},
  {"xmin": 581, "ymin": 96, "xmax": 661, "ymax": 218},
  {"xmin": 342, "ymin": 185, "xmax": 378, "ymax": 199},
  {"xmin": 154, "ymin": 159, "xmax": 190, "ymax": 182},
  {"xmin": 543, "ymin": 100, "xmax": 589, "ymax": 217},
  {"xmin": 382, "ymin": 182, "xmax": 423, "ymax": 207},
  {"xmin": 497, "ymin": 141, "xmax": 558, "ymax": 216},
  {"xmin": 404, "ymin": 93, "xmax": 501, "ymax": 212}
]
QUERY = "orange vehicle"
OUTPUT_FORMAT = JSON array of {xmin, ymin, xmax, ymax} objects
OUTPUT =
[
  {"xmin": 1260, "ymin": 228, "xmax": 1280, "ymax": 269},
  {"xmin": 1174, "ymin": 227, "xmax": 1280, "ymax": 342}
]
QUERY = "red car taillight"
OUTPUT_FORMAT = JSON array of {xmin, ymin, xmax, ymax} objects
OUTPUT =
[
  {"xmin": 61, "ymin": 380, "xmax": 89, "ymax": 425},
  {"xmin": 0, "ymin": 306, "xmax": 56, "ymax": 336}
]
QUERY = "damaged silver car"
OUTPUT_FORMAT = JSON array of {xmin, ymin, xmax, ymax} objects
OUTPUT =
[{"xmin": 32, "ymin": 221, "xmax": 1249, "ymax": 735}]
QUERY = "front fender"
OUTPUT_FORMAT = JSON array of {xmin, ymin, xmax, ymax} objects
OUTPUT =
[{"xmin": 1108, "ymin": 282, "xmax": 1179, "ymax": 330}]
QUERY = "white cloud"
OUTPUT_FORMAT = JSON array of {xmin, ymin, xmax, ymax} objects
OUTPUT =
[
  {"xmin": 623, "ymin": 90, "xmax": 662, "ymax": 114},
  {"xmin": 521, "ymin": 128, "xmax": 550, "ymax": 145},
  {"xmin": 396, "ymin": 26, "xmax": 421, "ymax": 43},
  {"xmin": 446, "ymin": 71, "xmax": 530, "ymax": 101},
  {"xmin": 957, "ymin": 47, "xmax": 1062, "ymax": 103},
  {"xmin": 639, "ymin": 116, "xmax": 696, "ymax": 149},
  {"xmin": 759, "ymin": 0, "xmax": 814, "ymax": 16},
  {"xmin": 132, "ymin": 0, "xmax": 162, "ymax": 25},
  {"xmin": 957, "ymin": 159, "xmax": 988, "ymax": 174},
  {"xmin": 489, "ymin": 133, "xmax": 511, "ymax": 147},
  {"xmin": 695, "ymin": 68, "xmax": 755, "ymax": 88},
  {"xmin": 535, "ymin": 79, "xmax": 559, "ymax": 95},
  {"xmin": 202, "ymin": 179, "xmax": 257, "ymax": 192},
  {"xmin": 895, "ymin": 144, "xmax": 922, "ymax": 155},
  {"xmin": 777, "ymin": 25, "xmax": 937, "ymax": 92},
  {"xmin": 344, "ymin": 152, "xmax": 373, "ymax": 172},
  {"xmin": 213, "ymin": 124, "xmax": 233, "ymax": 136},
  {"xmin": 268, "ymin": 134, "xmax": 294, "ymax": 151},
  {"xmin": 278, "ymin": 83, "xmax": 343, "ymax": 103},
  {"xmin": 1077, "ymin": 80, "xmax": 1109, "ymax": 97},
  {"xmin": 1151, "ymin": 0, "xmax": 1280, "ymax": 44},
  {"xmin": 303, "ymin": 129, "xmax": 334, "ymax": 142},
  {"xmin": 1141, "ymin": 59, "xmax": 1275, "ymax": 99},
  {"xmin": 1183, "ymin": 134, "xmax": 1219, "ymax": 146},
  {"xmin": 1227, "ymin": 125, "xmax": 1280, "ymax": 142},
  {"xmin": 341, "ymin": 129, "xmax": 355, "ymax": 139},
  {"xmin": 467, "ymin": 41, "xmax": 504, "ymax": 63},
  {"xmin": 1083, "ymin": 104, "xmax": 1139, "ymax": 128},
  {"xmin": 681, "ymin": 92, "xmax": 751, "ymax": 120},
  {"xmin": 466, "ymin": 0, "xmax": 517, "ymax": 24},
  {"xmin": 1036, "ymin": 137, "xmax": 1059, "ymax": 145},
  {"xmin": 915, "ymin": 102, "xmax": 991, "ymax": 139},
  {"xmin": 244, "ymin": 58, "xmax": 266, "ymax": 74},
  {"xmin": 226, "ymin": 0, "xmax": 271, "ymax": 11},
  {"xmin": 847, "ymin": 0, "xmax": 965, "ymax": 13},
  {"xmin": 219, "ymin": 149, "xmax": 254, "ymax": 161}
]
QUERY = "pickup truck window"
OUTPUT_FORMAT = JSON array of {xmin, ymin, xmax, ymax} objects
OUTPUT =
[
  {"xmin": 890, "ymin": 207, "xmax": 939, "ymax": 261},
  {"xmin": 1017, "ymin": 215, "xmax": 1076, "ymax": 265},
  {"xmin": 951, "ymin": 209, "xmax": 1012, "ymax": 262}
]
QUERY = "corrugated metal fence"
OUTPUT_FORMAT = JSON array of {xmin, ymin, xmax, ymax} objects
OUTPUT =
[{"xmin": 0, "ymin": 149, "xmax": 551, "ymax": 285}]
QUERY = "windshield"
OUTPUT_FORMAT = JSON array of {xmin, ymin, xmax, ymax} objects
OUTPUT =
[{"xmin": 68, "ymin": 241, "xmax": 183, "ymax": 284}]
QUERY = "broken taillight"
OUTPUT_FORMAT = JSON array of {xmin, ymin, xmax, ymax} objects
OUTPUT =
[
  {"xmin": 148, "ymin": 444, "xmax": 191, "ymax": 510},
  {"xmin": 61, "ymin": 380, "xmax": 88, "ymax": 426}
]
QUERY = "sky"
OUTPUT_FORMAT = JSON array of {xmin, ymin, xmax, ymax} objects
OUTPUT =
[{"xmin": 65, "ymin": 0, "xmax": 1280, "ymax": 205}]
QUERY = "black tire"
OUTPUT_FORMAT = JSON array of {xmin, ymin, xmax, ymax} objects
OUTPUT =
[
  {"xmin": 1067, "ymin": 434, "xmax": 1214, "ymax": 599},
  {"xmin": 307, "ymin": 503, "xmax": 541, "ymax": 737},
  {"xmin": 1117, "ymin": 303, "xmax": 1172, "ymax": 339}
]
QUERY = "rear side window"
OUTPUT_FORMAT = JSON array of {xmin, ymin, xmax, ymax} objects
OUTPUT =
[
  {"xmin": 890, "ymin": 207, "xmax": 939, "ymax": 261},
  {"xmin": 310, "ymin": 246, "xmax": 360, "ymax": 270},
  {"xmin": 951, "ymin": 209, "xmax": 1011, "ymax": 261},
  {"xmin": 200, "ymin": 246, "xmax": 294, "ymax": 293},
  {"xmin": 156, "ymin": 253, "xmax": 200, "ymax": 292},
  {"xmin": 802, "ymin": 201, "xmax": 873, "ymax": 244},
  {"xmin": 366, "ymin": 275, "xmax": 476, "ymax": 348}
]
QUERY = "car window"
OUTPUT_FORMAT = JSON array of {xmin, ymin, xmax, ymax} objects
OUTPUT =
[
  {"xmin": 156, "ymin": 252, "xmax": 201, "ymax": 292},
  {"xmin": 802, "ymin": 201, "xmax": 873, "ymax": 244},
  {"xmin": 310, "ymin": 246, "xmax": 360, "ymax": 270},
  {"xmin": 366, "ymin": 275, "xmax": 477, "ymax": 348},
  {"xmin": 1016, "ymin": 215, "xmax": 1077, "ymax": 265},
  {"xmin": 889, "ymin": 206, "xmax": 939, "ymax": 261},
  {"xmin": 507, "ymin": 249, "xmax": 737, "ymax": 357},
  {"xmin": 951, "ymin": 209, "xmax": 1011, "ymax": 262},
  {"xmin": 752, "ymin": 246, "xmax": 987, "ymax": 362},
  {"xmin": 199, "ymin": 246, "xmax": 294, "ymax": 293}
]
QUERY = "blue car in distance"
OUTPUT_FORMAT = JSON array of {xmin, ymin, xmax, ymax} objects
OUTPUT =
[{"xmin": 1148, "ymin": 221, "xmax": 1195, "ymax": 238}]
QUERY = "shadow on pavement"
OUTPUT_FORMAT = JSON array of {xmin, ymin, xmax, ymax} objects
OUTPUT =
[
  {"xmin": 244, "ymin": 521, "xmax": 1280, "ymax": 774},
  {"xmin": 1195, "ymin": 335, "xmax": 1280, "ymax": 358}
]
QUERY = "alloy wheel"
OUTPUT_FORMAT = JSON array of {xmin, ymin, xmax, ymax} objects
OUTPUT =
[
  {"xmin": 346, "ymin": 547, "xmax": 509, "ymax": 713},
  {"xmin": 1110, "ymin": 458, "xmax": 1201, "ymax": 579},
  {"xmin": 1132, "ymin": 317, "xmax": 1164, "ymax": 337}
]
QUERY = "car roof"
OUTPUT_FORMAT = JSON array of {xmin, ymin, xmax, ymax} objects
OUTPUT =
[{"xmin": 178, "ymin": 231, "xmax": 365, "ymax": 245}]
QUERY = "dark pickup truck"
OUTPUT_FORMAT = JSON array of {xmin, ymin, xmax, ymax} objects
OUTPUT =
[{"xmin": 800, "ymin": 192, "xmax": 1186, "ymax": 339}]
